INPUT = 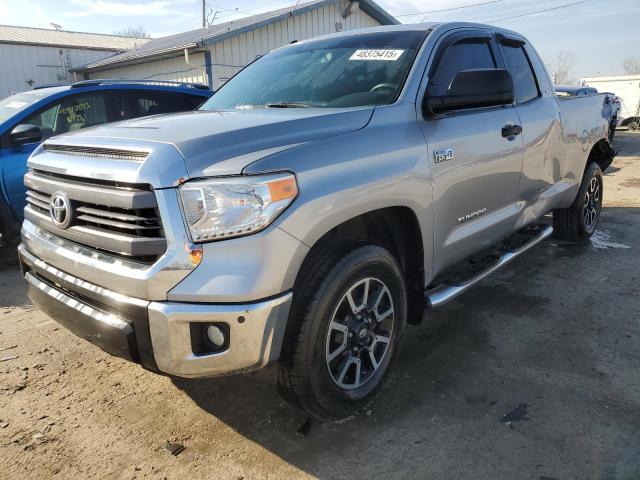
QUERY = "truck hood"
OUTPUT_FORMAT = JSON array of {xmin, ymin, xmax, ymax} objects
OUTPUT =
[{"xmin": 38, "ymin": 108, "xmax": 374, "ymax": 186}]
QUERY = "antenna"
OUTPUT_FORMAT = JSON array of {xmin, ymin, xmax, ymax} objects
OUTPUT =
[{"xmin": 49, "ymin": 22, "xmax": 62, "ymax": 30}]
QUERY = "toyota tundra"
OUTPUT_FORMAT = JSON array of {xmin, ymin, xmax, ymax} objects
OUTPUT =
[{"xmin": 18, "ymin": 23, "xmax": 615, "ymax": 419}]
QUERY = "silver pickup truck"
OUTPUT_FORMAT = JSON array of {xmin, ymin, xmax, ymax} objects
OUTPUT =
[{"xmin": 18, "ymin": 23, "xmax": 614, "ymax": 419}]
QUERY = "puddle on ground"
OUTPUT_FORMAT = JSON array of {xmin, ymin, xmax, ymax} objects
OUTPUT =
[{"xmin": 590, "ymin": 230, "xmax": 631, "ymax": 250}]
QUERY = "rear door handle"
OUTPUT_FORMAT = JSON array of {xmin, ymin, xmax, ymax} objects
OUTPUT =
[{"xmin": 502, "ymin": 124, "xmax": 523, "ymax": 139}]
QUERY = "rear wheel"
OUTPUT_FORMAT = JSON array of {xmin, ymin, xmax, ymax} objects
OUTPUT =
[
  {"xmin": 277, "ymin": 245, "xmax": 407, "ymax": 419},
  {"xmin": 608, "ymin": 120, "xmax": 616, "ymax": 143},
  {"xmin": 553, "ymin": 162, "xmax": 603, "ymax": 242}
]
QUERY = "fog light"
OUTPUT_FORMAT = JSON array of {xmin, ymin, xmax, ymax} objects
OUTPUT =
[
  {"xmin": 190, "ymin": 322, "xmax": 229, "ymax": 355},
  {"xmin": 206, "ymin": 325, "xmax": 226, "ymax": 348}
]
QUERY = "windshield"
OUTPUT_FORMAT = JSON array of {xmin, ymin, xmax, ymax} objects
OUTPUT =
[
  {"xmin": 200, "ymin": 31, "xmax": 428, "ymax": 110},
  {"xmin": 0, "ymin": 91, "xmax": 49, "ymax": 123}
]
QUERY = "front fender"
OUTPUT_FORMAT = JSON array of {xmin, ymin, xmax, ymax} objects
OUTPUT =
[{"xmin": 244, "ymin": 102, "xmax": 434, "ymax": 280}]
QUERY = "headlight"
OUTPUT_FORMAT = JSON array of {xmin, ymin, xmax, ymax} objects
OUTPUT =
[{"xmin": 178, "ymin": 172, "xmax": 298, "ymax": 242}]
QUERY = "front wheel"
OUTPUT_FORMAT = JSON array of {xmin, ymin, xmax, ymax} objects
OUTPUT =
[
  {"xmin": 277, "ymin": 245, "xmax": 407, "ymax": 419},
  {"xmin": 553, "ymin": 162, "xmax": 603, "ymax": 242}
]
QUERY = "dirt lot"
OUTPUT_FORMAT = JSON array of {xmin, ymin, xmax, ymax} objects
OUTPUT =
[{"xmin": 1, "ymin": 133, "xmax": 639, "ymax": 480}]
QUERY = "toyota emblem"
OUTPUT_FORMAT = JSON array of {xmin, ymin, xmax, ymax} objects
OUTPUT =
[{"xmin": 49, "ymin": 192, "xmax": 73, "ymax": 229}]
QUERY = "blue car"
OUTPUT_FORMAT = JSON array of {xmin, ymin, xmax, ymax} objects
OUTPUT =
[{"xmin": 0, "ymin": 80, "xmax": 212, "ymax": 245}]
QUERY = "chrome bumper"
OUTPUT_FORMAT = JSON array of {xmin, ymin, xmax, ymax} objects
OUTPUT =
[
  {"xmin": 19, "ymin": 244, "xmax": 293, "ymax": 378},
  {"xmin": 148, "ymin": 294, "xmax": 292, "ymax": 378}
]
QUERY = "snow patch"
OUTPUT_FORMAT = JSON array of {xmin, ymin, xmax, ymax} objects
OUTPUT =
[{"xmin": 591, "ymin": 231, "xmax": 631, "ymax": 250}]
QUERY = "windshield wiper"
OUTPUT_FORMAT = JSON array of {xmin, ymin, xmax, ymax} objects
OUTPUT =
[
  {"xmin": 234, "ymin": 102, "xmax": 316, "ymax": 110},
  {"xmin": 265, "ymin": 102, "xmax": 313, "ymax": 108}
]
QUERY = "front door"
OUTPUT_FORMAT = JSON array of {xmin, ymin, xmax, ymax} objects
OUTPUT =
[
  {"xmin": 3, "ymin": 91, "xmax": 108, "ymax": 219},
  {"xmin": 1, "ymin": 138, "xmax": 40, "ymax": 221},
  {"xmin": 418, "ymin": 30, "xmax": 524, "ymax": 276}
]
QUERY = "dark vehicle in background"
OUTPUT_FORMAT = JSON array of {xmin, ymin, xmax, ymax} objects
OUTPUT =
[
  {"xmin": 555, "ymin": 85, "xmax": 598, "ymax": 97},
  {"xmin": 0, "ymin": 80, "xmax": 212, "ymax": 246}
]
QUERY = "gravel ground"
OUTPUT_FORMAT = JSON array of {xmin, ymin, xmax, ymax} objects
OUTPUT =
[{"xmin": 0, "ymin": 132, "xmax": 639, "ymax": 480}]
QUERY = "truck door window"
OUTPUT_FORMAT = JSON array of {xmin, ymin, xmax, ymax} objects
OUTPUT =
[
  {"xmin": 24, "ymin": 93, "xmax": 107, "ymax": 140},
  {"xmin": 24, "ymin": 103, "xmax": 59, "ymax": 141},
  {"xmin": 428, "ymin": 39, "xmax": 497, "ymax": 97},
  {"xmin": 501, "ymin": 45, "xmax": 540, "ymax": 104}
]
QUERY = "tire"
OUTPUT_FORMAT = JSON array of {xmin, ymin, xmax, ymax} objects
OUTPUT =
[
  {"xmin": 553, "ymin": 162, "xmax": 603, "ymax": 242},
  {"xmin": 608, "ymin": 120, "xmax": 616, "ymax": 143},
  {"xmin": 0, "ymin": 198, "xmax": 19, "ymax": 248},
  {"xmin": 277, "ymin": 245, "xmax": 407, "ymax": 419}
]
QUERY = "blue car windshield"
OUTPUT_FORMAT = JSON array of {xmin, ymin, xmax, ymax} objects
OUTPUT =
[
  {"xmin": 0, "ymin": 91, "xmax": 49, "ymax": 124},
  {"xmin": 200, "ymin": 30, "xmax": 428, "ymax": 110}
]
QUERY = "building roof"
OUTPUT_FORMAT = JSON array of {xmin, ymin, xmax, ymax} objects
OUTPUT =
[
  {"xmin": 72, "ymin": 0, "xmax": 398, "ymax": 72},
  {"xmin": 0, "ymin": 24, "xmax": 151, "ymax": 51}
]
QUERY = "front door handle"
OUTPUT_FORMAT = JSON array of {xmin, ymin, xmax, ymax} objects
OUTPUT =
[{"xmin": 502, "ymin": 124, "xmax": 523, "ymax": 139}]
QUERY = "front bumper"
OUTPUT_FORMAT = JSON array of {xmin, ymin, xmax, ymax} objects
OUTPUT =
[{"xmin": 19, "ymin": 244, "xmax": 292, "ymax": 378}]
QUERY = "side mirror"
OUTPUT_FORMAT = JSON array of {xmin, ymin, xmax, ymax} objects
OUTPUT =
[
  {"xmin": 424, "ymin": 69, "xmax": 515, "ymax": 115},
  {"xmin": 10, "ymin": 124, "xmax": 42, "ymax": 145}
]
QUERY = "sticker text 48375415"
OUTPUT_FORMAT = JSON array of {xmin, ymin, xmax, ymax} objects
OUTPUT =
[{"xmin": 349, "ymin": 49, "xmax": 405, "ymax": 61}]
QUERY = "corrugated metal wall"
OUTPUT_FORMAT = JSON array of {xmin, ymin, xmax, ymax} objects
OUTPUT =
[
  {"xmin": 87, "ymin": 0, "xmax": 380, "ymax": 88},
  {"xmin": 88, "ymin": 53, "xmax": 207, "ymax": 84},
  {"xmin": 209, "ymin": 0, "xmax": 379, "ymax": 88},
  {"xmin": 0, "ymin": 44, "xmax": 117, "ymax": 97}
]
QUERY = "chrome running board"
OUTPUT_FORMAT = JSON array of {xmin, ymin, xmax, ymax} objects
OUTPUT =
[{"xmin": 425, "ymin": 224, "xmax": 553, "ymax": 309}]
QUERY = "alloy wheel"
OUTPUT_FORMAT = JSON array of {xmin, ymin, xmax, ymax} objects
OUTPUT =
[
  {"xmin": 583, "ymin": 175, "xmax": 601, "ymax": 233},
  {"xmin": 325, "ymin": 277, "xmax": 395, "ymax": 390}
]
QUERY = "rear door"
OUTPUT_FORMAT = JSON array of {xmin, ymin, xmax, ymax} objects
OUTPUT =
[
  {"xmin": 417, "ymin": 29, "xmax": 524, "ymax": 275},
  {"xmin": 496, "ymin": 34, "xmax": 565, "ymax": 214}
]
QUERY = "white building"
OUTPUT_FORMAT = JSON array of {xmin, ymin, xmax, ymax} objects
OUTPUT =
[
  {"xmin": 0, "ymin": 25, "xmax": 149, "ymax": 97},
  {"xmin": 71, "ymin": 0, "xmax": 398, "ymax": 90}
]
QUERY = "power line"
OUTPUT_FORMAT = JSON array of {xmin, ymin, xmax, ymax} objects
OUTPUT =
[
  {"xmin": 395, "ymin": 0, "xmax": 507, "ymax": 17},
  {"xmin": 485, "ymin": 0, "xmax": 595, "ymax": 22},
  {"xmin": 205, "ymin": 0, "xmax": 278, "ymax": 23}
]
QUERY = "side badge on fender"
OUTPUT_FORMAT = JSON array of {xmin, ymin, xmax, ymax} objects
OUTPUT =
[
  {"xmin": 434, "ymin": 148, "xmax": 454, "ymax": 164},
  {"xmin": 457, "ymin": 208, "xmax": 488, "ymax": 225}
]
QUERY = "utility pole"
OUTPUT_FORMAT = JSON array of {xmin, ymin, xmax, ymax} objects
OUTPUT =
[{"xmin": 202, "ymin": 0, "xmax": 206, "ymax": 28}]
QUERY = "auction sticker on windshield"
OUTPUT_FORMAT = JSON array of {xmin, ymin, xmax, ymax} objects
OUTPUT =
[{"xmin": 349, "ymin": 49, "xmax": 405, "ymax": 61}]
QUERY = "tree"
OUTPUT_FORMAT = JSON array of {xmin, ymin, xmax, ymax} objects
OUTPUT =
[
  {"xmin": 114, "ymin": 26, "xmax": 151, "ymax": 39},
  {"xmin": 623, "ymin": 57, "xmax": 640, "ymax": 75},
  {"xmin": 547, "ymin": 50, "xmax": 577, "ymax": 85}
]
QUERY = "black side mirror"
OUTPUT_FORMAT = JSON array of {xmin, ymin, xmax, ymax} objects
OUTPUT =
[
  {"xmin": 424, "ymin": 69, "xmax": 515, "ymax": 115},
  {"xmin": 10, "ymin": 124, "xmax": 42, "ymax": 145}
]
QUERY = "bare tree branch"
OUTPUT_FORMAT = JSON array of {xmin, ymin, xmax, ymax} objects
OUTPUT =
[
  {"xmin": 546, "ymin": 50, "xmax": 577, "ymax": 85},
  {"xmin": 623, "ymin": 57, "xmax": 640, "ymax": 75},
  {"xmin": 113, "ymin": 26, "xmax": 151, "ymax": 39}
]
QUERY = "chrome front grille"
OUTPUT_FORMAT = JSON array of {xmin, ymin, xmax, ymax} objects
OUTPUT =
[
  {"xmin": 43, "ymin": 144, "xmax": 149, "ymax": 162},
  {"xmin": 24, "ymin": 170, "xmax": 166, "ymax": 263}
]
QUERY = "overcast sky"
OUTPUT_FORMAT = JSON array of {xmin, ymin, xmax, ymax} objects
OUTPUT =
[{"xmin": 1, "ymin": 0, "xmax": 639, "ymax": 78}]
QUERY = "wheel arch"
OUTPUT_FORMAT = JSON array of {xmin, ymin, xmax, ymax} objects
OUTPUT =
[
  {"xmin": 291, "ymin": 206, "xmax": 426, "ymax": 327},
  {"xmin": 586, "ymin": 138, "xmax": 616, "ymax": 173}
]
